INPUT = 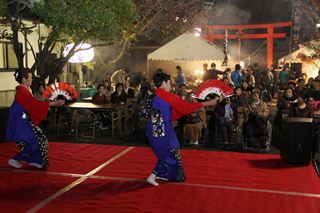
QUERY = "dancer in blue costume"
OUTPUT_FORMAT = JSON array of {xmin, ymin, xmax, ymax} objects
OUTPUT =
[
  {"xmin": 146, "ymin": 72, "xmax": 217, "ymax": 186},
  {"xmin": 6, "ymin": 68, "xmax": 64, "ymax": 169}
]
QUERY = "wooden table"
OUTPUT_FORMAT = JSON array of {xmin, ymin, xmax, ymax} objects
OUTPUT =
[
  {"xmin": 81, "ymin": 97, "xmax": 93, "ymax": 102},
  {"xmin": 65, "ymin": 102, "xmax": 130, "ymax": 137}
]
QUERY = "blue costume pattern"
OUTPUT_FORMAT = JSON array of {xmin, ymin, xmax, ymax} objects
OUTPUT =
[
  {"xmin": 6, "ymin": 86, "xmax": 49, "ymax": 168},
  {"xmin": 146, "ymin": 88, "xmax": 203, "ymax": 182}
]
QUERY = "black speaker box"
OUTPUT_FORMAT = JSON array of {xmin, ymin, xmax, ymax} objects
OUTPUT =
[
  {"xmin": 280, "ymin": 117, "xmax": 313, "ymax": 165},
  {"xmin": 0, "ymin": 107, "xmax": 8, "ymax": 142}
]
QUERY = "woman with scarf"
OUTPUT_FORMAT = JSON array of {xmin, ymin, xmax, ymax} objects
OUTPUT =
[
  {"xmin": 243, "ymin": 90, "xmax": 270, "ymax": 150},
  {"xmin": 6, "ymin": 68, "xmax": 64, "ymax": 169},
  {"xmin": 146, "ymin": 72, "xmax": 217, "ymax": 186}
]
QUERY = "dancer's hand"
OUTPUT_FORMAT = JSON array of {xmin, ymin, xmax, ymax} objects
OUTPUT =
[
  {"xmin": 49, "ymin": 100, "xmax": 65, "ymax": 107},
  {"xmin": 203, "ymin": 98, "xmax": 217, "ymax": 107}
]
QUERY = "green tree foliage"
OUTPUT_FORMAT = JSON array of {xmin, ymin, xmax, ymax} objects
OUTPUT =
[
  {"xmin": 0, "ymin": 0, "xmax": 6, "ymax": 16},
  {"xmin": 33, "ymin": 0, "xmax": 137, "ymax": 43},
  {"xmin": 94, "ymin": 0, "xmax": 204, "ymax": 81},
  {"xmin": 0, "ymin": 0, "xmax": 137, "ymax": 84}
]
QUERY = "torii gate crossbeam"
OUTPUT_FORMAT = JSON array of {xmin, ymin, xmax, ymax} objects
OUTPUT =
[{"xmin": 203, "ymin": 22, "xmax": 292, "ymax": 66}]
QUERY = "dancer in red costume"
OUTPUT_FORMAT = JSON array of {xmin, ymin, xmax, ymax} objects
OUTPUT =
[
  {"xmin": 6, "ymin": 68, "xmax": 64, "ymax": 169},
  {"xmin": 146, "ymin": 72, "xmax": 217, "ymax": 186}
]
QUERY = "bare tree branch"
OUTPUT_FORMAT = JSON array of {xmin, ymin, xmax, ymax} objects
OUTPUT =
[{"xmin": 25, "ymin": 35, "xmax": 36, "ymax": 60}]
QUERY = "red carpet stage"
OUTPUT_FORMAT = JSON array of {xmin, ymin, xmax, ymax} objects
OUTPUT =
[{"xmin": 0, "ymin": 142, "xmax": 319, "ymax": 213}]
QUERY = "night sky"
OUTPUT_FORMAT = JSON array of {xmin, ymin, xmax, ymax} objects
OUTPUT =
[{"xmin": 214, "ymin": 0, "xmax": 292, "ymax": 23}]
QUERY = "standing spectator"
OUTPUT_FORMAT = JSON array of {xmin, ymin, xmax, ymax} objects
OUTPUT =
[
  {"xmin": 261, "ymin": 67, "xmax": 274, "ymax": 95},
  {"xmin": 252, "ymin": 63, "xmax": 261, "ymax": 88},
  {"xmin": 231, "ymin": 64, "xmax": 243, "ymax": 87},
  {"xmin": 243, "ymin": 66, "xmax": 255, "ymax": 88},
  {"xmin": 223, "ymin": 68, "xmax": 232, "ymax": 82},
  {"xmin": 175, "ymin": 65, "xmax": 186, "ymax": 86},
  {"xmin": 209, "ymin": 63, "xmax": 224, "ymax": 80},
  {"xmin": 278, "ymin": 67, "xmax": 289, "ymax": 90},
  {"xmin": 270, "ymin": 65, "xmax": 278, "ymax": 97},
  {"xmin": 203, "ymin": 63, "xmax": 224, "ymax": 81},
  {"xmin": 202, "ymin": 63, "xmax": 210, "ymax": 81}
]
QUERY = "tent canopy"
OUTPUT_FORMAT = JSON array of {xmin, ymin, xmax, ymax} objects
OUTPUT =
[
  {"xmin": 148, "ymin": 32, "xmax": 224, "ymax": 61},
  {"xmin": 278, "ymin": 45, "xmax": 320, "ymax": 78}
]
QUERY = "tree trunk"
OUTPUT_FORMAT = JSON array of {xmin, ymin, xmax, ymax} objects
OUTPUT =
[
  {"xmin": 12, "ymin": 21, "xmax": 24, "ymax": 69},
  {"xmin": 48, "ymin": 59, "xmax": 69, "ymax": 84},
  {"xmin": 31, "ymin": 37, "xmax": 55, "ymax": 74}
]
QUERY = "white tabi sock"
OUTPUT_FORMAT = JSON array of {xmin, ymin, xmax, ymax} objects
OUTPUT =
[
  {"xmin": 155, "ymin": 176, "xmax": 168, "ymax": 181},
  {"xmin": 28, "ymin": 162, "xmax": 43, "ymax": 169},
  {"xmin": 8, "ymin": 159, "xmax": 23, "ymax": 169},
  {"xmin": 147, "ymin": 173, "xmax": 159, "ymax": 186}
]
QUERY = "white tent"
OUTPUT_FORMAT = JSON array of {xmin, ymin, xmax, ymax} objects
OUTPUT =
[
  {"xmin": 278, "ymin": 45, "xmax": 320, "ymax": 78},
  {"xmin": 148, "ymin": 32, "xmax": 224, "ymax": 61},
  {"xmin": 147, "ymin": 32, "xmax": 230, "ymax": 80}
]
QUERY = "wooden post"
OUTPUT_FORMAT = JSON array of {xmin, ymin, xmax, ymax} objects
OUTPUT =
[{"xmin": 267, "ymin": 27, "xmax": 274, "ymax": 67}]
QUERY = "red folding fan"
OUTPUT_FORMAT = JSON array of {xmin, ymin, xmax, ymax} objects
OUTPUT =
[
  {"xmin": 43, "ymin": 82, "xmax": 78, "ymax": 101},
  {"xmin": 191, "ymin": 80, "xmax": 233, "ymax": 100}
]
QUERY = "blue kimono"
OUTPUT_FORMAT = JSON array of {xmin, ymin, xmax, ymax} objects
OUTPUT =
[
  {"xmin": 6, "ymin": 86, "xmax": 49, "ymax": 168},
  {"xmin": 146, "ymin": 88, "xmax": 203, "ymax": 181}
]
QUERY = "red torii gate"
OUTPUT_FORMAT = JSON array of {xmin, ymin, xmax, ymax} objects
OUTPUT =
[{"xmin": 203, "ymin": 22, "xmax": 292, "ymax": 66}]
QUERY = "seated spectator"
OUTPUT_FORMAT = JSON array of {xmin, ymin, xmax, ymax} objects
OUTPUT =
[
  {"xmin": 274, "ymin": 87, "xmax": 296, "ymax": 130},
  {"xmin": 301, "ymin": 73, "xmax": 308, "ymax": 86},
  {"xmin": 306, "ymin": 77, "xmax": 314, "ymax": 90},
  {"xmin": 287, "ymin": 81, "xmax": 296, "ymax": 91},
  {"xmin": 140, "ymin": 77, "xmax": 152, "ymax": 96},
  {"xmin": 34, "ymin": 83, "xmax": 47, "ymax": 102},
  {"xmin": 241, "ymin": 80, "xmax": 249, "ymax": 92},
  {"xmin": 92, "ymin": 84, "xmax": 109, "ymax": 104},
  {"xmin": 243, "ymin": 90, "xmax": 270, "ymax": 150},
  {"xmin": 232, "ymin": 87, "xmax": 247, "ymax": 140},
  {"xmin": 133, "ymin": 84, "xmax": 141, "ymax": 99},
  {"xmin": 111, "ymin": 83, "xmax": 127, "ymax": 104},
  {"xmin": 214, "ymin": 98, "xmax": 235, "ymax": 144},
  {"xmin": 184, "ymin": 99, "xmax": 207, "ymax": 145},
  {"xmin": 295, "ymin": 79, "xmax": 307, "ymax": 98},
  {"xmin": 92, "ymin": 84, "xmax": 110, "ymax": 130},
  {"xmin": 310, "ymin": 81, "xmax": 320, "ymax": 101},
  {"xmin": 123, "ymin": 79, "xmax": 135, "ymax": 99},
  {"xmin": 177, "ymin": 84, "xmax": 191, "ymax": 134},
  {"xmin": 103, "ymin": 80, "xmax": 112, "ymax": 97},
  {"xmin": 290, "ymin": 96, "xmax": 313, "ymax": 118},
  {"xmin": 223, "ymin": 77, "xmax": 234, "ymax": 89},
  {"xmin": 178, "ymin": 84, "xmax": 191, "ymax": 101},
  {"xmin": 308, "ymin": 96, "xmax": 320, "ymax": 112}
]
